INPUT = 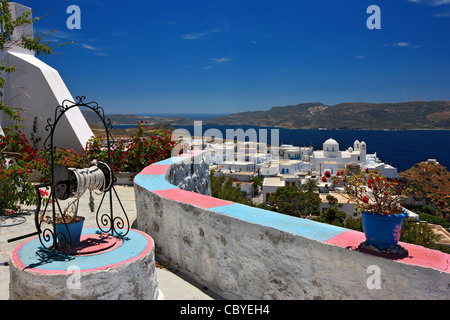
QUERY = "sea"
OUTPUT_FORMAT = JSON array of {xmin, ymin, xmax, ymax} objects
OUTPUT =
[{"xmin": 115, "ymin": 114, "xmax": 450, "ymax": 172}]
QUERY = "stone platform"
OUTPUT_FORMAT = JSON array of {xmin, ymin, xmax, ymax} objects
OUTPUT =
[{"xmin": 9, "ymin": 228, "xmax": 159, "ymax": 300}]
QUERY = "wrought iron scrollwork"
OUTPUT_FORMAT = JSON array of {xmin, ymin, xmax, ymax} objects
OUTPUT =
[{"xmin": 31, "ymin": 96, "xmax": 130, "ymax": 253}]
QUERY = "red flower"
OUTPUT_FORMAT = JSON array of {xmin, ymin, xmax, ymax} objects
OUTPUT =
[
  {"xmin": 362, "ymin": 196, "xmax": 369, "ymax": 204},
  {"xmin": 365, "ymin": 168, "xmax": 369, "ymax": 173},
  {"xmin": 325, "ymin": 171, "xmax": 331, "ymax": 178},
  {"xmin": 321, "ymin": 176, "xmax": 327, "ymax": 182}
]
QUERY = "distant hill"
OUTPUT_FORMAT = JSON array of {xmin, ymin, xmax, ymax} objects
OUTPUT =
[
  {"xmin": 203, "ymin": 101, "xmax": 450, "ymax": 130},
  {"xmin": 400, "ymin": 161, "xmax": 450, "ymax": 219},
  {"xmin": 81, "ymin": 110, "xmax": 191, "ymax": 127}
]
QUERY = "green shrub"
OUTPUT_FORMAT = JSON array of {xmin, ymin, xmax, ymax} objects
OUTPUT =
[
  {"xmin": 400, "ymin": 220, "xmax": 449, "ymax": 252},
  {"xmin": 344, "ymin": 216, "xmax": 363, "ymax": 231}
]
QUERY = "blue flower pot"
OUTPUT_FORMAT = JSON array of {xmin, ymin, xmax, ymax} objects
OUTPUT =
[
  {"xmin": 55, "ymin": 216, "xmax": 85, "ymax": 245},
  {"xmin": 362, "ymin": 211, "xmax": 407, "ymax": 250}
]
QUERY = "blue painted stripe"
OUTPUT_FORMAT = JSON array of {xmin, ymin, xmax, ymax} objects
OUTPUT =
[
  {"xmin": 17, "ymin": 228, "xmax": 149, "ymax": 271},
  {"xmin": 134, "ymin": 174, "xmax": 178, "ymax": 191},
  {"xmin": 210, "ymin": 203, "xmax": 347, "ymax": 242}
]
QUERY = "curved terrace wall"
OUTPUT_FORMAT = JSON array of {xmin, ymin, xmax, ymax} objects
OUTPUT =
[{"xmin": 134, "ymin": 151, "xmax": 449, "ymax": 300}]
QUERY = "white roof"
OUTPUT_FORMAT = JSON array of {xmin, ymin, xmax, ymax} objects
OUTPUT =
[
  {"xmin": 324, "ymin": 138, "xmax": 338, "ymax": 145},
  {"xmin": 263, "ymin": 177, "xmax": 285, "ymax": 186}
]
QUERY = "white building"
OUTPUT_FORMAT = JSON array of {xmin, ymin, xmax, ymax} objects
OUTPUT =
[
  {"xmin": 319, "ymin": 192, "xmax": 357, "ymax": 219},
  {"xmin": 233, "ymin": 181, "xmax": 254, "ymax": 200},
  {"xmin": 206, "ymin": 137, "xmax": 399, "ymax": 204},
  {"xmin": 311, "ymin": 138, "xmax": 364, "ymax": 175},
  {"xmin": 279, "ymin": 144, "xmax": 313, "ymax": 161},
  {"xmin": 365, "ymin": 154, "xmax": 399, "ymax": 179},
  {"xmin": 311, "ymin": 138, "xmax": 399, "ymax": 179},
  {"xmin": 1, "ymin": 3, "xmax": 93, "ymax": 153},
  {"xmin": 260, "ymin": 161, "xmax": 279, "ymax": 177},
  {"xmin": 262, "ymin": 176, "xmax": 285, "ymax": 203},
  {"xmin": 204, "ymin": 142, "xmax": 235, "ymax": 164},
  {"xmin": 223, "ymin": 161, "xmax": 255, "ymax": 173},
  {"xmin": 279, "ymin": 159, "xmax": 312, "ymax": 175}
]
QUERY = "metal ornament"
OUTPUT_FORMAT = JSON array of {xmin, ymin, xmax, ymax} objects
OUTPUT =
[{"xmin": 8, "ymin": 96, "xmax": 130, "ymax": 253}]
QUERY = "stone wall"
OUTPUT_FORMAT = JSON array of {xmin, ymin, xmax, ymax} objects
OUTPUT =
[
  {"xmin": 134, "ymin": 151, "xmax": 450, "ymax": 300},
  {"xmin": 165, "ymin": 154, "xmax": 211, "ymax": 196}
]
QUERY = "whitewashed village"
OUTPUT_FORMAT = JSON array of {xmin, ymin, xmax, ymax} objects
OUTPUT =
[{"xmin": 200, "ymin": 136, "xmax": 407, "ymax": 219}]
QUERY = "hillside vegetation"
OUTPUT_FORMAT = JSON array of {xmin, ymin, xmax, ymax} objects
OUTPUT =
[
  {"xmin": 400, "ymin": 161, "xmax": 450, "ymax": 222},
  {"xmin": 203, "ymin": 101, "xmax": 450, "ymax": 130}
]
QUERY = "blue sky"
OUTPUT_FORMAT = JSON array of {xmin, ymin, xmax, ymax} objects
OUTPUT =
[{"xmin": 17, "ymin": 0, "xmax": 450, "ymax": 115}]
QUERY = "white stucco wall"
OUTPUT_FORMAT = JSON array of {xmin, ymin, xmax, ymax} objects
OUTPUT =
[
  {"xmin": 0, "ymin": 3, "xmax": 93, "ymax": 153},
  {"xmin": 2, "ymin": 51, "xmax": 93, "ymax": 153}
]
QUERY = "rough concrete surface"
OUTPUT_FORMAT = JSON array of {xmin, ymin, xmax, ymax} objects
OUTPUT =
[{"xmin": 0, "ymin": 185, "xmax": 218, "ymax": 300}]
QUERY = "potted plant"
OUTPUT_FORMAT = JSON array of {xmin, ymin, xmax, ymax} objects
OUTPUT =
[
  {"xmin": 331, "ymin": 168, "xmax": 409, "ymax": 250},
  {"xmin": 39, "ymin": 193, "xmax": 85, "ymax": 245}
]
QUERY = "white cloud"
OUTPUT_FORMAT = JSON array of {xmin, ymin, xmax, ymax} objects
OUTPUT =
[
  {"xmin": 203, "ymin": 57, "xmax": 231, "ymax": 70},
  {"xmin": 181, "ymin": 21, "xmax": 230, "ymax": 40},
  {"xmin": 385, "ymin": 42, "xmax": 421, "ymax": 48},
  {"xmin": 82, "ymin": 43, "xmax": 99, "ymax": 50},
  {"xmin": 181, "ymin": 28, "xmax": 223, "ymax": 40},
  {"xmin": 211, "ymin": 57, "xmax": 230, "ymax": 64},
  {"xmin": 81, "ymin": 43, "xmax": 108, "ymax": 56},
  {"xmin": 408, "ymin": 0, "xmax": 450, "ymax": 6}
]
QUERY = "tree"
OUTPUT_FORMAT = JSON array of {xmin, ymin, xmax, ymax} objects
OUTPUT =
[
  {"xmin": 0, "ymin": 1, "xmax": 65, "ymax": 215},
  {"xmin": 210, "ymin": 170, "xmax": 253, "ymax": 205},
  {"xmin": 325, "ymin": 194, "xmax": 339, "ymax": 208},
  {"xmin": 268, "ymin": 185, "xmax": 321, "ymax": 218},
  {"xmin": 316, "ymin": 207, "xmax": 347, "ymax": 226},
  {"xmin": 301, "ymin": 178, "xmax": 319, "ymax": 193},
  {"xmin": 251, "ymin": 175, "xmax": 262, "ymax": 195}
]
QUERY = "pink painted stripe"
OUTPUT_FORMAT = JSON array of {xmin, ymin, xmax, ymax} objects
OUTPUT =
[
  {"xmin": 326, "ymin": 230, "xmax": 450, "ymax": 273},
  {"xmin": 139, "ymin": 164, "xmax": 170, "ymax": 175},
  {"xmin": 10, "ymin": 229, "xmax": 154, "ymax": 274},
  {"xmin": 153, "ymin": 188, "xmax": 234, "ymax": 209}
]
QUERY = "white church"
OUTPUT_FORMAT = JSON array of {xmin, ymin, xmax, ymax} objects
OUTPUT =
[{"xmin": 311, "ymin": 138, "xmax": 399, "ymax": 179}]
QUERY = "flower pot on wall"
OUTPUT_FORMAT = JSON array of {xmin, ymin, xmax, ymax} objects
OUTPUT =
[
  {"xmin": 54, "ymin": 216, "xmax": 85, "ymax": 245},
  {"xmin": 362, "ymin": 211, "xmax": 408, "ymax": 250}
]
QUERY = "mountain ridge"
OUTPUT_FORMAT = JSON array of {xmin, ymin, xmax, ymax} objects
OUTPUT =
[{"xmin": 203, "ymin": 100, "xmax": 450, "ymax": 130}]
